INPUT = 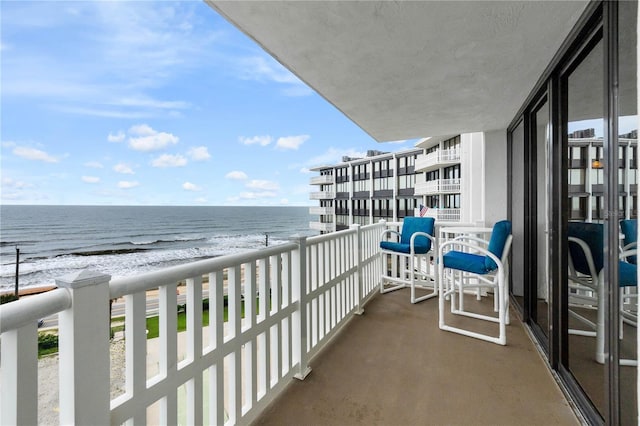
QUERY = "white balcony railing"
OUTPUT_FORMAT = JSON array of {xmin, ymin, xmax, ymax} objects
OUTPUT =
[
  {"xmin": 422, "ymin": 208, "xmax": 462, "ymax": 222},
  {"xmin": 414, "ymin": 149, "xmax": 461, "ymax": 172},
  {"xmin": 309, "ymin": 191, "xmax": 335, "ymax": 200},
  {"xmin": 309, "ymin": 221, "xmax": 335, "ymax": 232},
  {"xmin": 0, "ymin": 222, "xmax": 385, "ymax": 426},
  {"xmin": 309, "ymin": 206, "xmax": 333, "ymax": 215},
  {"xmin": 414, "ymin": 178, "xmax": 461, "ymax": 195},
  {"xmin": 309, "ymin": 175, "xmax": 334, "ymax": 185}
]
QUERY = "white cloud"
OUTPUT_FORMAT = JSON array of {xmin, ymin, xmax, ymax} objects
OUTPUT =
[
  {"xmin": 225, "ymin": 171, "xmax": 248, "ymax": 180},
  {"xmin": 151, "ymin": 154, "xmax": 187, "ymax": 168},
  {"xmin": 107, "ymin": 131, "xmax": 125, "ymax": 143},
  {"xmin": 2, "ymin": 141, "xmax": 17, "ymax": 148},
  {"xmin": 238, "ymin": 56, "xmax": 312, "ymax": 96},
  {"xmin": 128, "ymin": 124, "xmax": 179, "ymax": 152},
  {"xmin": 13, "ymin": 146, "xmax": 59, "ymax": 163},
  {"xmin": 113, "ymin": 163, "xmax": 134, "ymax": 174},
  {"xmin": 187, "ymin": 146, "xmax": 210, "ymax": 161},
  {"xmin": 276, "ymin": 135, "xmax": 309, "ymax": 150},
  {"xmin": 129, "ymin": 124, "xmax": 155, "ymax": 136},
  {"xmin": 118, "ymin": 180, "xmax": 139, "ymax": 189},
  {"xmin": 82, "ymin": 176, "xmax": 100, "ymax": 183},
  {"xmin": 307, "ymin": 147, "xmax": 368, "ymax": 167},
  {"xmin": 84, "ymin": 161, "xmax": 104, "ymax": 168},
  {"xmin": 239, "ymin": 191, "xmax": 277, "ymax": 199},
  {"xmin": 182, "ymin": 181, "xmax": 201, "ymax": 191},
  {"xmin": 239, "ymin": 135, "xmax": 272, "ymax": 146},
  {"xmin": 299, "ymin": 167, "xmax": 311, "ymax": 174},
  {"xmin": 246, "ymin": 179, "xmax": 279, "ymax": 191},
  {"xmin": 2, "ymin": 177, "xmax": 32, "ymax": 189}
]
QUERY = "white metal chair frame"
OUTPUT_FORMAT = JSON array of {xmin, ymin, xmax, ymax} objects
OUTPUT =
[
  {"xmin": 379, "ymin": 228, "xmax": 438, "ymax": 304},
  {"xmin": 567, "ymin": 237, "xmax": 637, "ymax": 366},
  {"xmin": 438, "ymin": 234, "xmax": 513, "ymax": 346}
]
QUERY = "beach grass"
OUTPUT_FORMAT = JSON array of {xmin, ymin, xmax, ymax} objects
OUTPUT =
[{"xmin": 37, "ymin": 300, "xmax": 254, "ymax": 357}]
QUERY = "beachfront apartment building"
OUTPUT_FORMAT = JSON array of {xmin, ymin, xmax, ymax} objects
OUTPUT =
[
  {"xmin": 568, "ymin": 128, "xmax": 638, "ymax": 222},
  {"xmin": 309, "ymin": 148, "xmax": 423, "ymax": 233},
  {"xmin": 309, "ymin": 133, "xmax": 485, "ymax": 233}
]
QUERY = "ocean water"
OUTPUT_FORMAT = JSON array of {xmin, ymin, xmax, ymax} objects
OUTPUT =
[{"xmin": 0, "ymin": 205, "xmax": 316, "ymax": 291}]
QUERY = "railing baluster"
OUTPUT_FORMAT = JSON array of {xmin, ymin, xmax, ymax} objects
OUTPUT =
[
  {"xmin": 1, "ymin": 323, "xmax": 38, "ymax": 426},
  {"xmin": 186, "ymin": 276, "xmax": 203, "ymax": 426},
  {"xmin": 159, "ymin": 283, "xmax": 178, "ymax": 424},
  {"xmin": 125, "ymin": 290, "xmax": 147, "ymax": 424},
  {"xmin": 210, "ymin": 270, "xmax": 225, "ymax": 425}
]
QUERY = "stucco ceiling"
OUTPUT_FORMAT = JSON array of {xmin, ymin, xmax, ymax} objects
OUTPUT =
[{"xmin": 208, "ymin": 1, "xmax": 589, "ymax": 142}]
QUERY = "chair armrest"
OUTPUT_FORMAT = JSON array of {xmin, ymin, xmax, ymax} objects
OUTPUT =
[
  {"xmin": 451, "ymin": 234, "xmax": 489, "ymax": 246},
  {"xmin": 409, "ymin": 232, "xmax": 437, "ymax": 253},
  {"xmin": 568, "ymin": 236, "xmax": 599, "ymax": 280},
  {"xmin": 620, "ymin": 248, "xmax": 638, "ymax": 260},
  {"xmin": 622, "ymin": 241, "xmax": 637, "ymax": 252},
  {"xmin": 380, "ymin": 229, "xmax": 401, "ymax": 241}
]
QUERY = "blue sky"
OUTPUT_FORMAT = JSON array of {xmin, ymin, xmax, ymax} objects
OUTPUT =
[{"xmin": 1, "ymin": 1, "xmax": 413, "ymax": 206}]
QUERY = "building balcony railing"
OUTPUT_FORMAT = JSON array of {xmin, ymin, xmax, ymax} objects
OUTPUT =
[
  {"xmin": 422, "ymin": 208, "xmax": 462, "ymax": 222},
  {"xmin": 309, "ymin": 221, "xmax": 335, "ymax": 232},
  {"xmin": 414, "ymin": 149, "xmax": 461, "ymax": 172},
  {"xmin": 309, "ymin": 175, "xmax": 334, "ymax": 185},
  {"xmin": 1, "ymin": 223, "xmax": 385, "ymax": 426},
  {"xmin": 309, "ymin": 191, "xmax": 335, "ymax": 200},
  {"xmin": 309, "ymin": 206, "xmax": 333, "ymax": 215},
  {"xmin": 414, "ymin": 178, "xmax": 461, "ymax": 195}
]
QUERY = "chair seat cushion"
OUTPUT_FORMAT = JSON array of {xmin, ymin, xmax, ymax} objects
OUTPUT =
[
  {"xmin": 619, "ymin": 261, "xmax": 637, "ymax": 287},
  {"xmin": 443, "ymin": 251, "xmax": 494, "ymax": 274},
  {"xmin": 380, "ymin": 241, "xmax": 430, "ymax": 254}
]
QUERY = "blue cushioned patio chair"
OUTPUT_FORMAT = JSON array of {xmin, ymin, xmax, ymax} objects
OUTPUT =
[
  {"xmin": 438, "ymin": 220, "xmax": 512, "ymax": 345},
  {"xmin": 379, "ymin": 217, "xmax": 438, "ymax": 304},
  {"xmin": 567, "ymin": 221, "xmax": 637, "ymax": 365},
  {"xmin": 620, "ymin": 219, "xmax": 637, "ymax": 264}
]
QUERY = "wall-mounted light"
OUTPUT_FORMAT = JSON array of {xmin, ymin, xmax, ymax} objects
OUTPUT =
[{"xmin": 592, "ymin": 159, "xmax": 603, "ymax": 169}]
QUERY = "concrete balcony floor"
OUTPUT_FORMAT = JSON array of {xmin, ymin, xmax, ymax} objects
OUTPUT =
[{"xmin": 254, "ymin": 288, "xmax": 578, "ymax": 425}]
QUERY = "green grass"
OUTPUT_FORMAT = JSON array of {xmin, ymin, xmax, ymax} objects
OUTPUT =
[{"xmin": 37, "ymin": 299, "xmax": 256, "ymax": 357}]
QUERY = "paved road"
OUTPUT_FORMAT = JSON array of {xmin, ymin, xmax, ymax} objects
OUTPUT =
[{"xmin": 39, "ymin": 294, "xmax": 188, "ymax": 329}]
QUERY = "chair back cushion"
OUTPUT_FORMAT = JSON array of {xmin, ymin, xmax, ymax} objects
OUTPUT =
[
  {"xmin": 400, "ymin": 217, "xmax": 435, "ymax": 252},
  {"xmin": 485, "ymin": 220, "xmax": 512, "ymax": 271},
  {"xmin": 620, "ymin": 219, "xmax": 637, "ymax": 264},
  {"xmin": 567, "ymin": 222, "xmax": 604, "ymax": 275}
]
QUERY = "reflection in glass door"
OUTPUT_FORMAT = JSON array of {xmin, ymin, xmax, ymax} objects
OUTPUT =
[
  {"xmin": 531, "ymin": 98, "xmax": 550, "ymax": 343},
  {"xmin": 565, "ymin": 34, "xmax": 606, "ymax": 418},
  {"xmin": 617, "ymin": 2, "xmax": 637, "ymax": 423}
]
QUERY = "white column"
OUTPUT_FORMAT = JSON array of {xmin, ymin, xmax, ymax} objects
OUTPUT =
[{"xmin": 56, "ymin": 269, "xmax": 111, "ymax": 425}]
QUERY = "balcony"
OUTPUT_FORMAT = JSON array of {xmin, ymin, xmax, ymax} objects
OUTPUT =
[
  {"xmin": 309, "ymin": 221, "xmax": 335, "ymax": 232},
  {"xmin": 422, "ymin": 207, "xmax": 462, "ymax": 222},
  {"xmin": 309, "ymin": 206, "xmax": 333, "ymax": 215},
  {"xmin": 1, "ymin": 222, "xmax": 576, "ymax": 425},
  {"xmin": 414, "ymin": 149, "xmax": 461, "ymax": 172},
  {"xmin": 309, "ymin": 175, "xmax": 334, "ymax": 185},
  {"xmin": 309, "ymin": 191, "xmax": 335, "ymax": 200},
  {"xmin": 414, "ymin": 178, "xmax": 461, "ymax": 195}
]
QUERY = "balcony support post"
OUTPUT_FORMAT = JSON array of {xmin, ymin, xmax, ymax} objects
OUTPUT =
[
  {"xmin": 56, "ymin": 269, "xmax": 111, "ymax": 425},
  {"xmin": 351, "ymin": 223, "xmax": 365, "ymax": 315},
  {"xmin": 291, "ymin": 235, "xmax": 311, "ymax": 380},
  {"xmin": 1, "ymin": 323, "xmax": 38, "ymax": 426}
]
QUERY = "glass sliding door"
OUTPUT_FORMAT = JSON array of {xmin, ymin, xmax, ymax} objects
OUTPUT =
[
  {"xmin": 509, "ymin": 120, "xmax": 526, "ymax": 314},
  {"xmin": 530, "ymin": 96, "xmax": 551, "ymax": 345},
  {"xmin": 564, "ymin": 33, "xmax": 606, "ymax": 418},
  {"xmin": 617, "ymin": 2, "xmax": 637, "ymax": 423}
]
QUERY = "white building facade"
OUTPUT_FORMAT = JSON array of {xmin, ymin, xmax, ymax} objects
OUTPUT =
[{"xmin": 310, "ymin": 133, "xmax": 486, "ymax": 233}]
